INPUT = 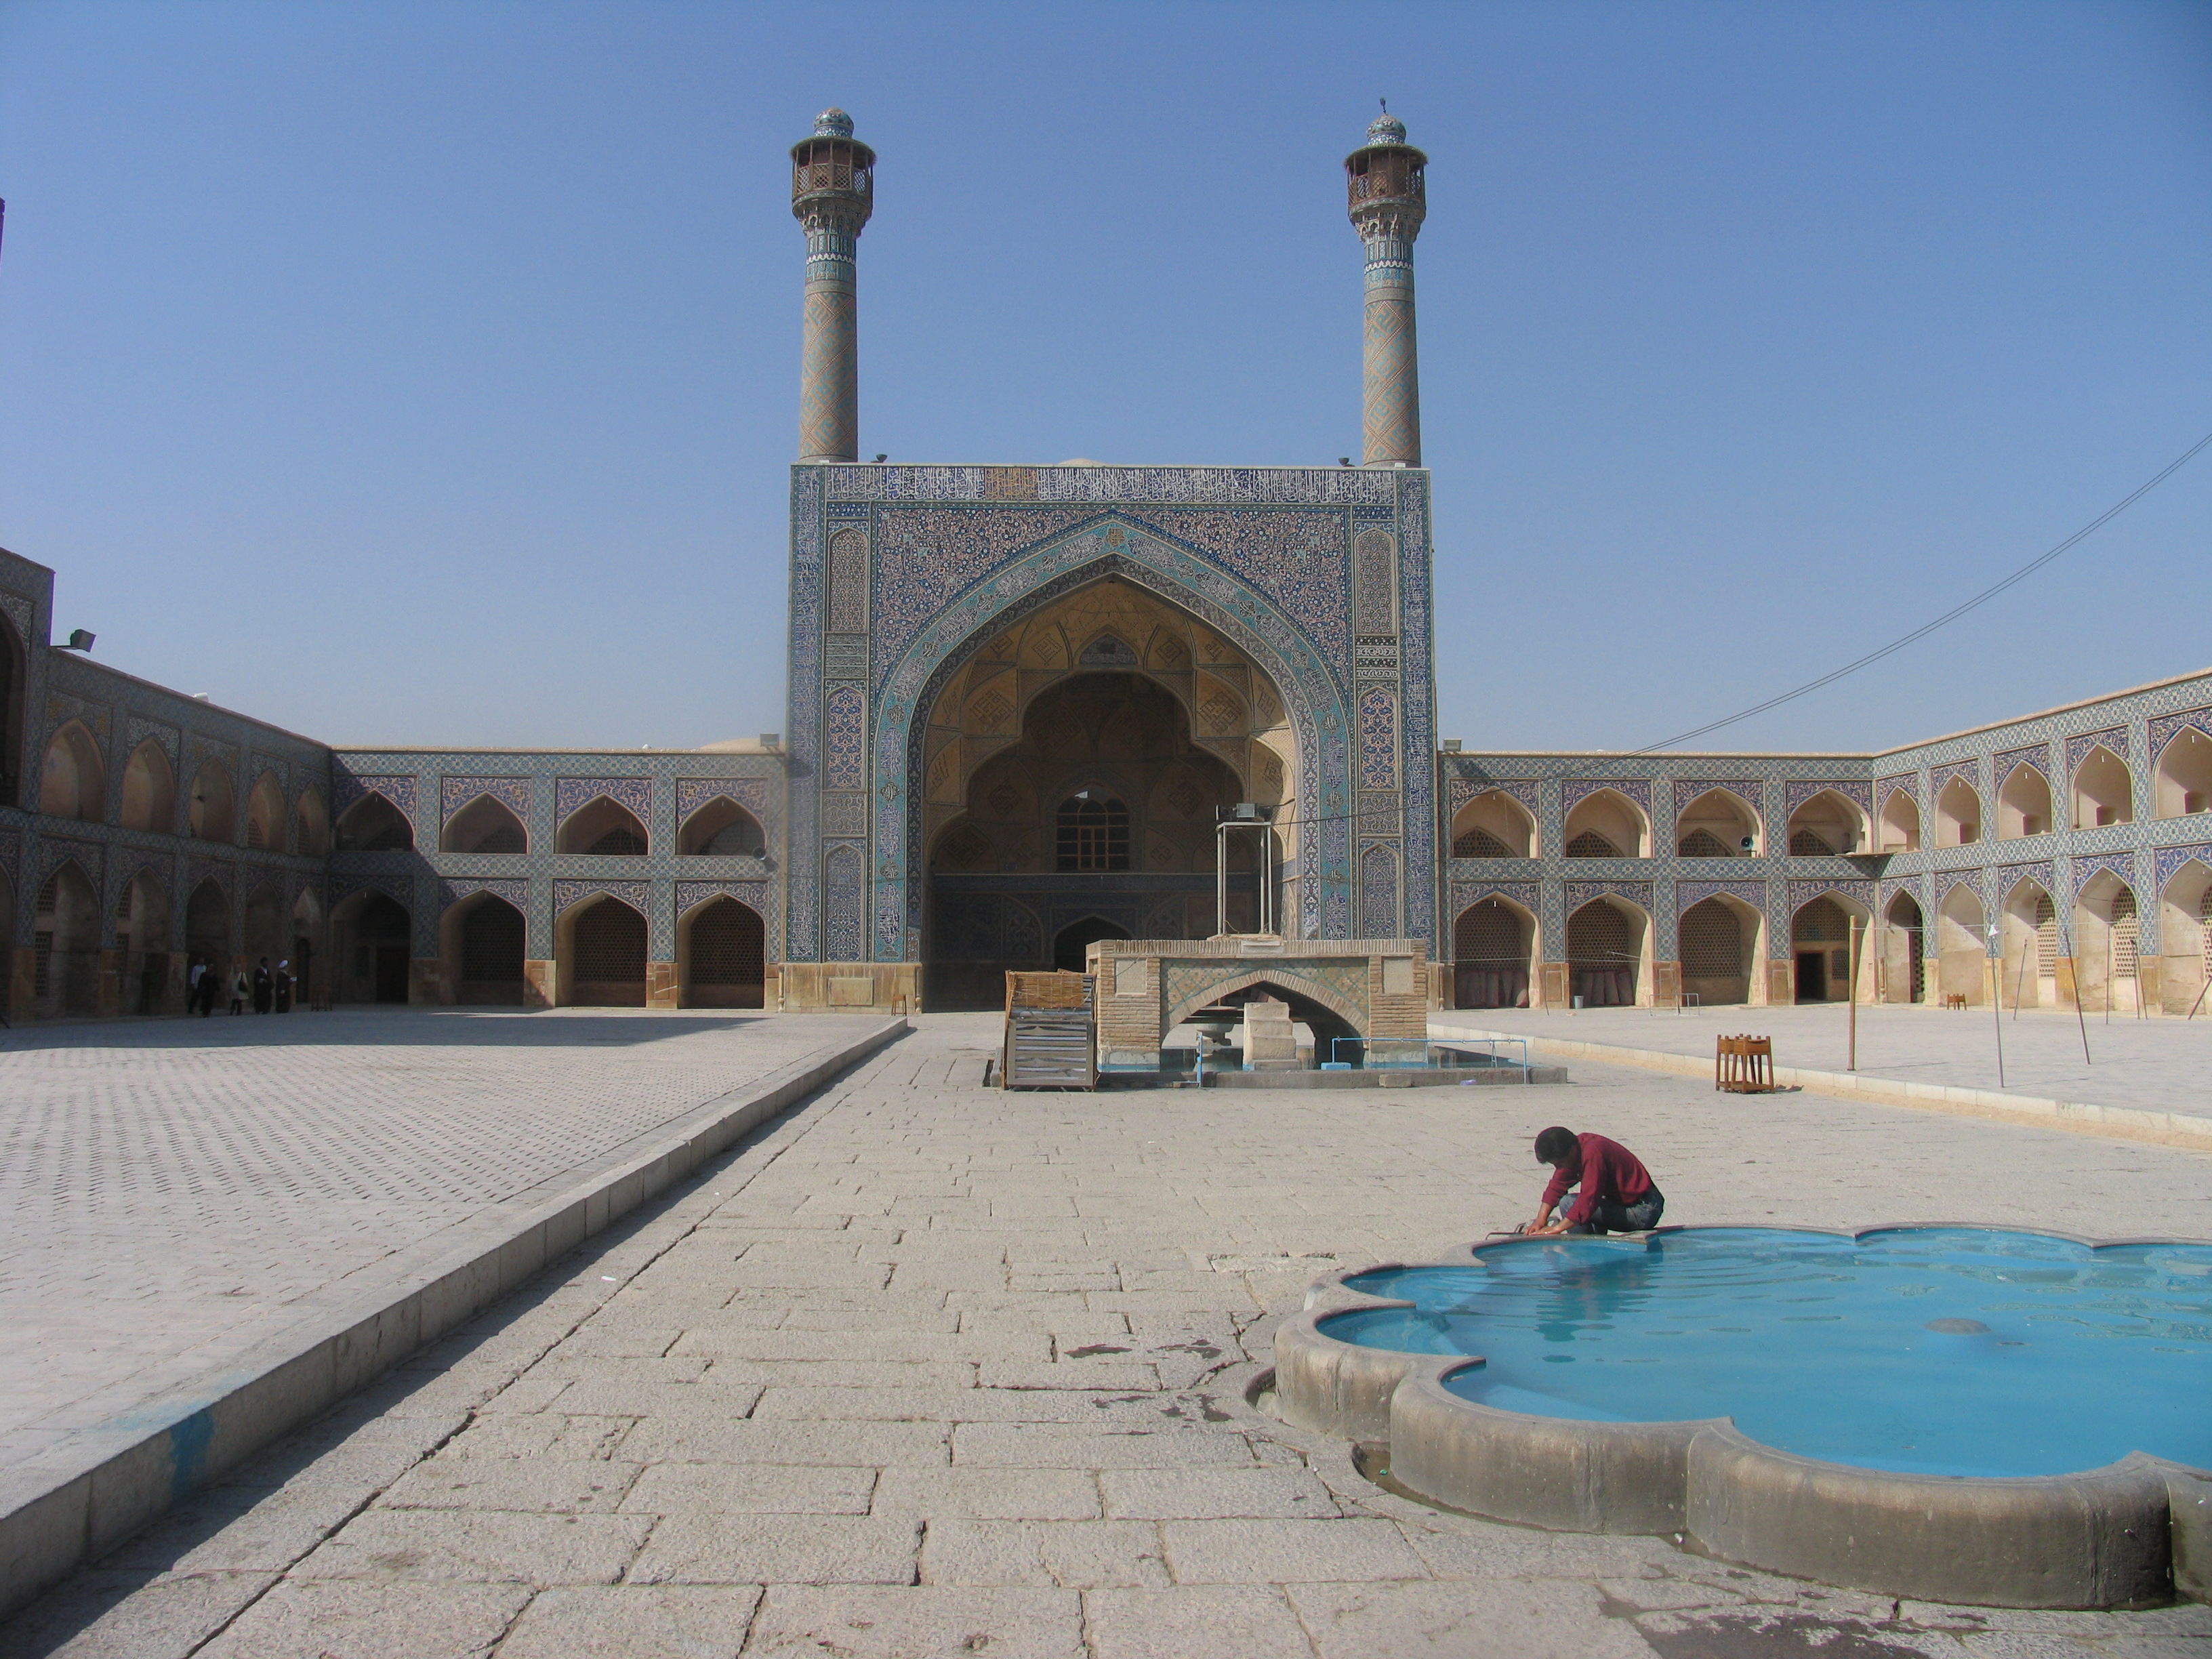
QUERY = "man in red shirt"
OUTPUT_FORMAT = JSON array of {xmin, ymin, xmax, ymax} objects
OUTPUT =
[{"xmin": 1523, "ymin": 1126, "xmax": 1664, "ymax": 1236}]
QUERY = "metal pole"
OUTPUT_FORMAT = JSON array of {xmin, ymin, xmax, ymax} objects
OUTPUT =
[
  {"xmin": 1986, "ymin": 926, "xmax": 2005, "ymax": 1090},
  {"xmin": 1262, "ymin": 823, "xmax": 1273, "ymax": 935},
  {"xmin": 1847, "ymin": 916, "xmax": 1860, "ymax": 1072},
  {"xmin": 1215, "ymin": 823, "xmax": 1229, "ymax": 937},
  {"xmin": 2072, "ymin": 936, "xmax": 2094, "ymax": 1063},
  {"xmin": 2013, "ymin": 922, "xmax": 2032, "ymax": 1018}
]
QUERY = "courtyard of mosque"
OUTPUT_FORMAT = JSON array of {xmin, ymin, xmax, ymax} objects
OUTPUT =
[{"xmin": 4, "ymin": 1011, "xmax": 2210, "ymax": 1658}]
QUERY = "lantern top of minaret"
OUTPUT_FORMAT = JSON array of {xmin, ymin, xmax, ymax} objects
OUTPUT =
[
  {"xmin": 791, "ymin": 106, "xmax": 875, "ymax": 221},
  {"xmin": 1345, "ymin": 104, "xmax": 1426, "ymax": 225},
  {"xmin": 813, "ymin": 107, "xmax": 854, "ymax": 138}
]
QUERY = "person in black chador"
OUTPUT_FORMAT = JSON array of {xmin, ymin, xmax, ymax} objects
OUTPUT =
[
  {"xmin": 197, "ymin": 961, "xmax": 220, "ymax": 1017},
  {"xmin": 252, "ymin": 957, "xmax": 274, "ymax": 1013}
]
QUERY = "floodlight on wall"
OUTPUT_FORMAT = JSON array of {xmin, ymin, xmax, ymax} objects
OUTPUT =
[
  {"xmin": 874, "ymin": 454, "xmax": 887, "ymax": 463},
  {"xmin": 1338, "ymin": 457, "xmax": 1352, "ymax": 468},
  {"xmin": 58, "ymin": 629, "xmax": 94, "ymax": 651},
  {"xmin": 1740, "ymin": 836, "xmax": 1756, "ymax": 851},
  {"xmin": 1441, "ymin": 739, "xmax": 1462, "ymax": 752}
]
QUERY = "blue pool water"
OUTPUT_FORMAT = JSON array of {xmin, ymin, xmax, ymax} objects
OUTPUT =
[{"xmin": 1324, "ymin": 1228, "xmax": 2212, "ymax": 1478}]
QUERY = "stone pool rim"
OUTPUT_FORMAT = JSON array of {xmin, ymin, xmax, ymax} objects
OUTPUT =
[{"xmin": 1273, "ymin": 1224, "xmax": 2212, "ymax": 1610}]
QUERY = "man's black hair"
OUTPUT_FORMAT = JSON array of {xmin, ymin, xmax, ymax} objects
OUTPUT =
[{"xmin": 1533, "ymin": 1126, "xmax": 1578, "ymax": 1164}]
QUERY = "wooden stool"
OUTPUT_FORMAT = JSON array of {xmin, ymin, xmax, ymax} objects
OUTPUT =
[{"xmin": 1715, "ymin": 1033, "xmax": 1776, "ymax": 1094}]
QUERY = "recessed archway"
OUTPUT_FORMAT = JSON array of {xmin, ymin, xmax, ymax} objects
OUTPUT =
[
  {"xmin": 1452, "ymin": 895, "xmax": 1535, "ymax": 1008},
  {"xmin": 189, "ymin": 760, "xmax": 237, "ymax": 844},
  {"xmin": 441, "ymin": 892, "xmax": 527, "ymax": 1005},
  {"xmin": 1054, "ymin": 915, "xmax": 1130, "ymax": 975},
  {"xmin": 1935, "ymin": 884, "xmax": 1990, "ymax": 1006},
  {"xmin": 557, "ymin": 797, "xmax": 649, "ymax": 856},
  {"xmin": 1995, "ymin": 765, "xmax": 2054, "ymax": 840},
  {"xmin": 334, "ymin": 792, "xmax": 411, "ymax": 853},
  {"xmin": 1999, "ymin": 877, "xmax": 2057, "ymax": 1010},
  {"xmin": 1879, "ymin": 788, "xmax": 1921, "ymax": 853},
  {"xmin": 1562, "ymin": 790, "xmax": 1648, "ymax": 859},
  {"xmin": 2073, "ymin": 870, "xmax": 2142, "ymax": 1015},
  {"xmin": 1566, "ymin": 896, "xmax": 1649, "ymax": 1006},
  {"xmin": 679, "ymin": 798, "xmax": 766, "ymax": 857},
  {"xmin": 1789, "ymin": 893, "xmax": 1868, "ymax": 1003},
  {"xmin": 557, "ymin": 895, "xmax": 648, "ymax": 1006},
  {"xmin": 1451, "ymin": 792, "xmax": 1534, "ymax": 858},
  {"xmin": 245, "ymin": 773, "xmax": 285, "ymax": 851},
  {"xmin": 331, "ymin": 889, "xmax": 411, "ymax": 1004},
  {"xmin": 39, "ymin": 722, "xmax": 106, "ymax": 823},
  {"xmin": 243, "ymin": 881, "xmax": 285, "ymax": 981},
  {"xmin": 1786, "ymin": 791, "xmax": 1866, "ymax": 857},
  {"xmin": 680, "ymin": 897, "xmax": 765, "ymax": 1008},
  {"xmin": 2072, "ymin": 747, "xmax": 2134, "ymax": 829},
  {"xmin": 119, "ymin": 741, "xmax": 176, "ymax": 833},
  {"xmin": 2159, "ymin": 859, "xmax": 2212, "ymax": 1017},
  {"xmin": 443, "ymin": 795, "xmax": 529, "ymax": 855},
  {"xmin": 118, "ymin": 868, "xmax": 172, "ymax": 1014},
  {"xmin": 1676, "ymin": 790, "xmax": 1757, "ymax": 859},
  {"xmin": 33, "ymin": 861, "xmax": 102, "ymax": 1017},
  {"xmin": 185, "ymin": 877, "xmax": 230, "ymax": 970},
  {"xmin": 1881, "ymin": 892, "xmax": 1925, "ymax": 1004},
  {"xmin": 1679, "ymin": 894, "xmax": 1761, "ymax": 1007},
  {"xmin": 2155, "ymin": 729, "xmax": 2212, "ymax": 820},
  {"xmin": 294, "ymin": 787, "xmax": 329, "ymax": 857},
  {"xmin": 1934, "ymin": 777, "xmax": 1982, "ymax": 847}
]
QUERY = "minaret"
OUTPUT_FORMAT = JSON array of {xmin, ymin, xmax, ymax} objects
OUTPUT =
[
  {"xmin": 791, "ymin": 108, "xmax": 874, "ymax": 463},
  {"xmin": 1345, "ymin": 108, "xmax": 1427, "ymax": 467}
]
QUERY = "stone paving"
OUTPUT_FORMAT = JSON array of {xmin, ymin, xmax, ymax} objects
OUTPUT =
[
  {"xmin": 0, "ymin": 1009, "xmax": 888, "ymax": 1476},
  {"xmin": 6, "ymin": 1014, "xmax": 2212, "ymax": 1657},
  {"xmin": 1441, "ymin": 1003, "xmax": 2212, "ymax": 1119}
]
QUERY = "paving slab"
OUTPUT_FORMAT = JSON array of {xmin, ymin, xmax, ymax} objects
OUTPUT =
[{"xmin": 7, "ymin": 1015, "xmax": 2212, "ymax": 1656}]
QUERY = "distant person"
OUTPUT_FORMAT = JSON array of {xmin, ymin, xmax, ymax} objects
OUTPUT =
[
  {"xmin": 197, "ymin": 963, "xmax": 220, "ymax": 1017},
  {"xmin": 1523, "ymin": 1126, "xmax": 1664, "ymax": 1237},
  {"xmin": 274, "ymin": 960, "xmax": 293, "ymax": 1013},
  {"xmin": 228, "ymin": 968, "xmax": 249, "ymax": 1016},
  {"xmin": 187, "ymin": 958, "xmax": 205, "ymax": 1013},
  {"xmin": 252, "ymin": 957, "xmax": 273, "ymax": 1014}
]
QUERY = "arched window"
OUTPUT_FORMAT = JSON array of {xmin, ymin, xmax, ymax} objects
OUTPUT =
[
  {"xmin": 188, "ymin": 760, "xmax": 237, "ymax": 843},
  {"xmin": 556, "ymin": 796, "xmax": 649, "ymax": 856},
  {"xmin": 443, "ymin": 795, "xmax": 529, "ymax": 855},
  {"xmin": 678, "ymin": 797, "xmax": 766, "ymax": 857},
  {"xmin": 1055, "ymin": 796, "xmax": 1129, "ymax": 872},
  {"xmin": 245, "ymin": 773, "xmax": 285, "ymax": 849},
  {"xmin": 40, "ymin": 722, "xmax": 106, "ymax": 822},
  {"xmin": 334, "ymin": 792, "xmax": 413, "ymax": 853},
  {"xmin": 1564, "ymin": 830, "xmax": 1618, "ymax": 858}
]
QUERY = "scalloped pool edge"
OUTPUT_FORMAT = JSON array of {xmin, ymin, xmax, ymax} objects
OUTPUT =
[{"xmin": 1273, "ymin": 1227, "xmax": 2212, "ymax": 1610}]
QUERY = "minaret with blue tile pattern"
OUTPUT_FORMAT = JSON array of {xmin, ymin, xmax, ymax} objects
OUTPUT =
[
  {"xmin": 1346, "ymin": 108, "xmax": 1427, "ymax": 468},
  {"xmin": 791, "ymin": 108, "xmax": 874, "ymax": 464}
]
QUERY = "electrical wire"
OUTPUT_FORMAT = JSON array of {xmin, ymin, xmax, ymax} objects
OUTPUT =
[{"xmin": 1627, "ymin": 429, "xmax": 2212, "ymax": 755}]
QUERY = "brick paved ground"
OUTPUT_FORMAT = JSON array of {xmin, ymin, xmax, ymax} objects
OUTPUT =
[
  {"xmin": 5, "ymin": 1014, "xmax": 2211, "ymax": 1657},
  {"xmin": 1443, "ymin": 1003, "xmax": 2212, "ymax": 1117},
  {"xmin": 0, "ymin": 1009, "xmax": 888, "ymax": 1477}
]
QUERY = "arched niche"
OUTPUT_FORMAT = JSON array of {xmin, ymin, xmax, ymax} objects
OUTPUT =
[
  {"xmin": 680, "ymin": 896, "xmax": 765, "ymax": 1008},
  {"xmin": 1935, "ymin": 883, "xmax": 1990, "ymax": 1006},
  {"xmin": 290, "ymin": 886, "xmax": 325, "ymax": 1005},
  {"xmin": 1566, "ymin": 895, "xmax": 1649, "ymax": 1006},
  {"xmin": 556, "ymin": 893, "xmax": 648, "ymax": 1005},
  {"xmin": 441, "ymin": 891, "xmax": 527, "ymax": 1005},
  {"xmin": 1786, "ymin": 791, "xmax": 1866, "ymax": 857},
  {"xmin": 1452, "ymin": 895, "xmax": 1535, "ymax": 1009},
  {"xmin": 1789, "ymin": 893, "xmax": 1868, "ymax": 1003},
  {"xmin": 184, "ymin": 876, "xmax": 230, "ymax": 964},
  {"xmin": 334, "ymin": 792, "xmax": 412, "ymax": 853},
  {"xmin": 1451, "ymin": 792, "xmax": 1534, "ymax": 858},
  {"xmin": 294, "ymin": 787, "xmax": 329, "ymax": 857},
  {"xmin": 1879, "ymin": 788, "xmax": 1921, "ymax": 853},
  {"xmin": 2154, "ymin": 728, "xmax": 2212, "ymax": 820},
  {"xmin": 39, "ymin": 721, "xmax": 106, "ymax": 823},
  {"xmin": 2072, "ymin": 746, "xmax": 2133, "ymax": 830},
  {"xmin": 119, "ymin": 741, "xmax": 177, "ymax": 834},
  {"xmin": 557, "ymin": 796, "xmax": 649, "ymax": 856},
  {"xmin": 331, "ymin": 888, "xmax": 411, "ymax": 1004},
  {"xmin": 1679, "ymin": 893, "xmax": 1761, "ymax": 1007},
  {"xmin": 2073, "ymin": 870, "xmax": 2142, "ymax": 1015},
  {"xmin": 189, "ymin": 760, "xmax": 237, "ymax": 844},
  {"xmin": 1676, "ymin": 790, "xmax": 1757, "ymax": 859},
  {"xmin": 1881, "ymin": 891, "xmax": 1925, "ymax": 1004},
  {"xmin": 1998, "ymin": 876, "xmax": 2057, "ymax": 1011},
  {"xmin": 117, "ymin": 867, "xmax": 173, "ymax": 1014},
  {"xmin": 2158, "ymin": 858, "xmax": 2212, "ymax": 1017},
  {"xmin": 1054, "ymin": 915, "xmax": 1129, "ymax": 974},
  {"xmin": 245, "ymin": 773, "xmax": 285, "ymax": 851},
  {"xmin": 243, "ymin": 880, "xmax": 285, "ymax": 969},
  {"xmin": 1933, "ymin": 777, "xmax": 1982, "ymax": 847},
  {"xmin": 1994, "ymin": 764, "xmax": 2054, "ymax": 840},
  {"xmin": 1562, "ymin": 790, "xmax": 1648, "ymax": 859},
  {"xmin": 33, "ymin": 860, "xmax": 102, "ymax": 1015},
  {"xmin": 443, "ymin": 795, "xmax": 529, "ymax": 855},
  {"xmin": 679, "ymin": 797, "xmax": 766, "ymax": 857}
]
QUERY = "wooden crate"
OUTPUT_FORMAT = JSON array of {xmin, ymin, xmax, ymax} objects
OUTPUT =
[
  {"xmin": 1005, "ymin": 970, "xmax": 1092, "ymax": 1012},
  {"xmin": 1004, "ymin": 972, "xmax": 1097, "ymax": 1089}
]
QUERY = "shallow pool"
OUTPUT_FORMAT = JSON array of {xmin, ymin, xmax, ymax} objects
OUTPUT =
[{"xmin": 1324, "ymin": 1227, "xmax": 2212, "ymax": 1478}]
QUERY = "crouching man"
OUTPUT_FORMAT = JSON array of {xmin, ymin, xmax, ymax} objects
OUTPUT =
[{"xmin": 1525, "ymin": 1125, "xmax": 1664, "ymax": 1237}]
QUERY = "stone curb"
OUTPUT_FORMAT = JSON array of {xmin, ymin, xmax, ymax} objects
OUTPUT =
[
  {"xmin": 0, "ymin": 1016, "xmax": 908, "ymax": 1620},
  {"xmin": 1429, "ymin": 1022, "xmax": 2212, "ymax": 1151}
]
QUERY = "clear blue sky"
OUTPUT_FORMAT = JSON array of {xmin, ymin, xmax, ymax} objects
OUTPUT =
[{"xmin": 1, "ymin": 1, "xmax": 2206, "ymax": 754}]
